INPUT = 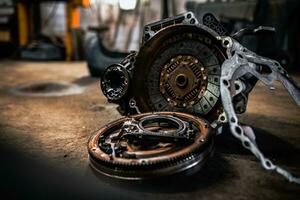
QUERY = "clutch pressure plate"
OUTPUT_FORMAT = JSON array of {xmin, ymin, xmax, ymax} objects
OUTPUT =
[
  {"xmin": 88, "ymin": 112, "xmax": 214, "ymax": 179},
  {"xmin": 100, "ymin": 12, "xmax": 227, "ymax": 122}
]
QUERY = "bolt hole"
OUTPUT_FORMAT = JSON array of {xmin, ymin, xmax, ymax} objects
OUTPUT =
[
  {"xmin": 223, "ymin": 40, "xmax": 229, "ymax": 46},
  {"xmin": 190, "ymin": 18, "xmax": 195, "ymax": 24},
  {"xmin": 265, "ymin": 160, "xmax": 272, "ymax": 168},
  {"xmin": 258, "ymin": 65, "xmax": 272, "ymax": 75},
  {"xmin": 235, "ymin": 126, "xmax": 242, "ymax": 135},
  {"xmin": 187, "ymin": 13, "xmax": 192, "ymax": 19},
  {"xmin": 243, "ymin": 141, "xmax": 250, "ymax": 148},
  {"xmin": 235, "ymin": 84, "xmax": 240, "ymax": 90},
  {"xmin": 230, "ymin": 117, "xmax": 236, "ymax": 123},
  {"xmin": 223, "ymin": 80, "xmax": 229, "ymax": 86}
]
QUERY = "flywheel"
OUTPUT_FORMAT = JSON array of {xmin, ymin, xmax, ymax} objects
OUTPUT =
[{"xmin": 87, "ymin": 112, "xmax": 214, "ymax": 179}]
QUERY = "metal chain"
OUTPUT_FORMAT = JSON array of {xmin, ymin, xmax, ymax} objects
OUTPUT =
[{"xmin": 219, "ymin": 36, "xmax": 300, "ymax": 184}]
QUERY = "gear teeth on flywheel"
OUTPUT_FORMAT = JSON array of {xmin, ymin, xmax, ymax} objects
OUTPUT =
[{"xmin": 87, "ymin": 112, "xmax": 214, "ymax": 179}]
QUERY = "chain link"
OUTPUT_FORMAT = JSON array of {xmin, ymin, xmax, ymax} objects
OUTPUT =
[{"xmin": 220, "ymin": 37, "xmax": 300, "ymax": 184}]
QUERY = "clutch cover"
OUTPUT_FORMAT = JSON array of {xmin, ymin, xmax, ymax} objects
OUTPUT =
[
  {"xmin": 101, "ymin": 13, "xmax": 227, "ymax": 121},
  {"xmin": 134, "ymin": 26, "xmax": 226, "ymax": 121},
  {"xmin": 87, "ymin": 112, "xmax": 214, "ymax": 179}
]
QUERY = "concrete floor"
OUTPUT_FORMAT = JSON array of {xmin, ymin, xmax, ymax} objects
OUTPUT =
[{"xmin": 0, "ymin": 61, "xmax": 299, "ymax": 199}]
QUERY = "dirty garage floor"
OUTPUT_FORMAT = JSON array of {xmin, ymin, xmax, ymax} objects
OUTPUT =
[{"xmin": 0, "ymin": 61, "xmax": 299, "ymax": 199}]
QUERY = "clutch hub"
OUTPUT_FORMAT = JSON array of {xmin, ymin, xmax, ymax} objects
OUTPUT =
[{"xmin": 159, "ymin": 55, "xmax": 208, "ymax": 108}]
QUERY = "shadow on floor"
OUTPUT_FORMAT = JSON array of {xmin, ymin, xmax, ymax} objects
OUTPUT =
[
  {"xmin": 72, "ymin": 76, "xmax": 98, "ymax": 86},
  {"xmin": 86, "ymin": 152, "xmax": 233, "ymax": 194},
  {"xmin": 216, "ymin": 124, "xmax": 300, "ymax": 164}
]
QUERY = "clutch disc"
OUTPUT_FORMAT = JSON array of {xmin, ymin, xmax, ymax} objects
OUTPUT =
[
  {"xmin": 87, "ymin": 112, "xmax": 214, "ymax": 180},
  {"xmin": 132, "ymin": 25, "xmax": 226, "ymax": 121},
  {"xmin": 100, "ymin": 13, "xmax": 227, "ymax": 122}
]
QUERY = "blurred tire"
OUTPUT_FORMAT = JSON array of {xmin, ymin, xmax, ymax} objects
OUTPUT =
[{"xmin": 84, "ymin": 32, "xmax": 128, "ymax": 77}]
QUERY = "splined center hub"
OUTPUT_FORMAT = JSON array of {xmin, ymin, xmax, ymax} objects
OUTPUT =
[
  {"xmin": 175, "ymin": 74, "xmax": 188, "ymax": 88},
  {"xmin": 160, "ymin": 55, "xmax": 208, "ymax": 108}
]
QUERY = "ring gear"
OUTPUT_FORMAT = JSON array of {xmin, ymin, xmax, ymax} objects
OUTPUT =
[{"xmin": 87, "ymin": 112, "xmax": 214, "ymax": 180}]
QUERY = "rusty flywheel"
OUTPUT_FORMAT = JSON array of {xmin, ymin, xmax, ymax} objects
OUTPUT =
[{"xmin": 88, "ymin": 112, "xmax": 214, "ymax": 179}]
